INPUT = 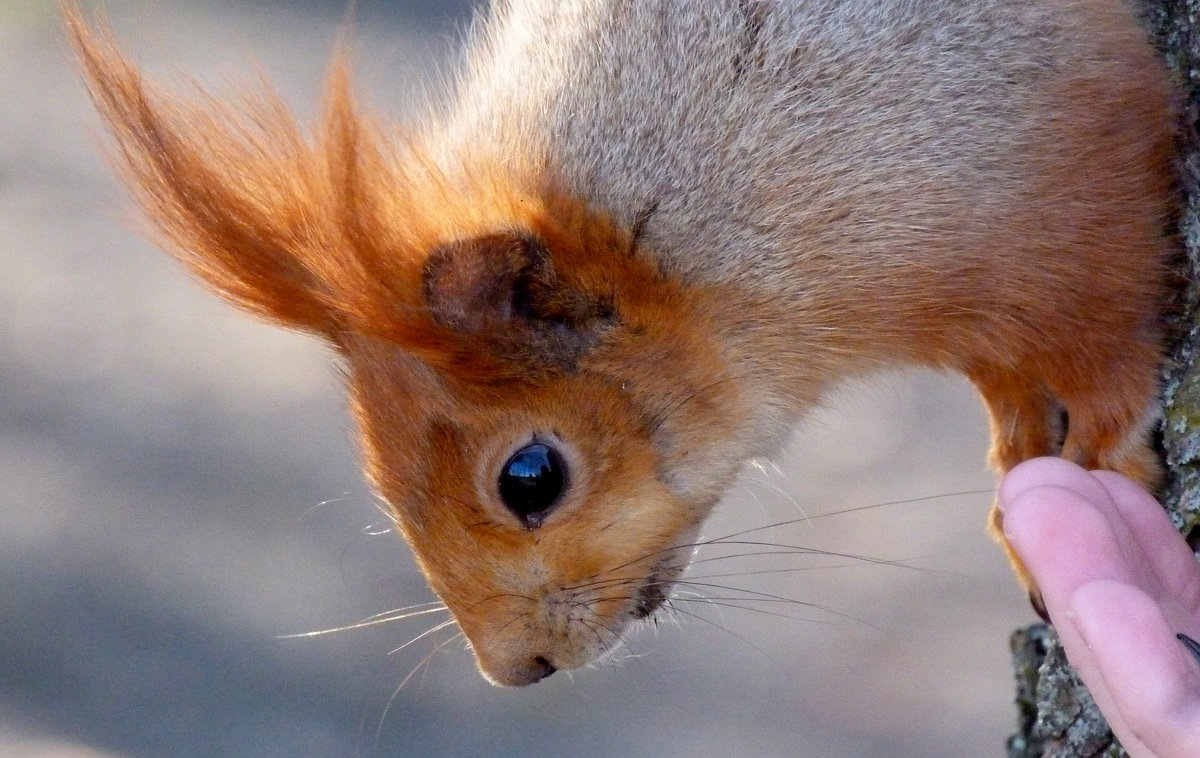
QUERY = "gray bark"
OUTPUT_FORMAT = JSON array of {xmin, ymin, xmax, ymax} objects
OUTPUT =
[{"xmin": 1005, "ymin": 2, "xmax": 1200, "ymax": 754}]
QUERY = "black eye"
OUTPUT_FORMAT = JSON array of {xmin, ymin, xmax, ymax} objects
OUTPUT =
[{"xmin": 498, "ymin": 442, "xmax": 567, "ymax": 527}]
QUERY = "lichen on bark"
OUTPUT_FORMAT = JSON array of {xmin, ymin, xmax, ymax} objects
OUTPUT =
[{"xmin": 1007, "ymin": 625, "xmax": 1117, "ymax": 757}]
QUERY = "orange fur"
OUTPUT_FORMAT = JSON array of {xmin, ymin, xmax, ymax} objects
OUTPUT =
[{"xmin": 64, "ymin": 0, "xmax": 1178, "ymax": 685}]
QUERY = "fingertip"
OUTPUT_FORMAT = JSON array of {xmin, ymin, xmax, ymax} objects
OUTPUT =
[
  {"xmin": 1001, "ymin": 483, "xmax": 1094, "ymax": 545},
  {"xmin": 998, "ymin": 457, "xmax": 1093, "ymax": 514},
  {"xmin": 1001, "ymin": 484, "xmax": 1135, "ymax": 610}
]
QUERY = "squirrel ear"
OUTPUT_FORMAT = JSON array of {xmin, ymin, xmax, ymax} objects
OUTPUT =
[
  {"xmin": 422, "ymin": 232, "xmax": 615, "ymax": 369},
  {"xmin": 422, "ymin": 233, "xmax": 541, "ymax": 331}
]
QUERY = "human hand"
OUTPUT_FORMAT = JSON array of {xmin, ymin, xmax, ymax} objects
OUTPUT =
[{"xmin": 999, "ymin": 457, "xmax": 1200, "ymax": 757}]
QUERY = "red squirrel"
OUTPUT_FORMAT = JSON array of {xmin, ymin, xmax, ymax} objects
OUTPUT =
[{"xmin": 65, "ymin": 0, "xmax": 1176, "ymax": 687}]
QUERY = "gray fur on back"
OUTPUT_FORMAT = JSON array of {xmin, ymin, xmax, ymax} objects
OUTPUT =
[{"xmin": 433, "ymin": 0, "xmax": 1156, "ymax": 289}]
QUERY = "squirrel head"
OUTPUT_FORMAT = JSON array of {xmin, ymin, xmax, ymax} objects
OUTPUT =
[{"xmin": 67, "ymin": 10, "xmax": 761, "ymax": 685}]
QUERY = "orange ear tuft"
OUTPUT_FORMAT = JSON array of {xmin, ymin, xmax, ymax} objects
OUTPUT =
[{"xmin": 63, "ymin": 3, "xmax": 350, "ymax": 333}]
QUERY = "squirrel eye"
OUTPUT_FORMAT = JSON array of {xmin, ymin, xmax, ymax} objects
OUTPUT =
[{"xmin": 498, "ymin": 442, "xmax": 567, "ymax": 527}]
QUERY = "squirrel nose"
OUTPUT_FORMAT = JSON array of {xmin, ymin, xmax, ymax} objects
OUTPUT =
[
  {"xmin": 480, "ymin": 652, "xmax": 559, "ymax": 687},
  {"xmin": 529, "ymin": 656, "xmax": 557, "ymax": 682},
  {"xmin": 506, "ymin": 656, "xmax": 556, "ymax": 686}
]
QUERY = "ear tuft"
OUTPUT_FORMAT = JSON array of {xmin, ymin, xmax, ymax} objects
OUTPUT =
[{"xmin": 63, "ymin": 3, "xmax": 342, "ymax": 334}]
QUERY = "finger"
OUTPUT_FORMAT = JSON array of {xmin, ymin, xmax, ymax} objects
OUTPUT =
[
  {"xmin": 1090, "ymin": 471, "xmax": 1200, "ymax": 607},
  {"xmin": 998, "ymin": 458, "xmax": 1142, "ymax": 590},
  {"xmin": 1069, "ymin": 580, "xmax": 1200, "ymax": 758},
  {"xmin": 1002, "ymin": 483, "xmax": 1137, "ymax": 619},
  {"xmin": 999, "ymin": 457, "xmax": 1114, "ymax": 513}
]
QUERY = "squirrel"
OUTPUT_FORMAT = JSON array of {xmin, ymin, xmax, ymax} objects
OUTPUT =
[{"xmin": 64, "ymin": 0, "xmax": 1176, "ymax": 687}]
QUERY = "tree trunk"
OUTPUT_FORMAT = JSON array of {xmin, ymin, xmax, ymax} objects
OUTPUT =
[{"xmin": 1006, "ymin": 2, "xmax": 1200, "ymax": 754}]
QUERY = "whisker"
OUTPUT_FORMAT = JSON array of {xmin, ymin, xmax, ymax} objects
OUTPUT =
[
  {"xmin": 667, "ymin": 596, "xmax": 846, "ymax": 626},
  {"xmin": 577, "ymin": 615, "xmax": 640, "ymax": 667},
  {"xmin": 680, "ymin": 562, "xmax": 905, "ymax": 581},
  {"xmin": 277, "ymin": 603, "xmax": 449, "ymax": 639},
  {"xmin": 562, "ymin": 547, "xmax": 690, "ymax": 590},
  {"xmin": 563, "ymin": 539, "xmax": 942, "ymax": 608},
  {"xmin": 690, "ymin": 545, "xmax": 967, "ymax": 581},
  {"xmin": 298, "ymin": 493, "xmax": 355, "ymax": 519},
  {"xmin": 647, "ymin": 374, "xmax": 749, "ymax": 436},
  {"xmin": 660, "ymin": 599, "xmax": 776, "ymax": 663},
  {"xmin": 673, "ymin": 592, "xmax": 838, "ymax": 607},
  {"xmin": 375, "ymin": 631, "xmax": 464, "ymax": 752},
  {"xmin": 464, "ymin": 591, "xmax": 537, "ymax": 613},
  {"xmin": 663, "ymin": 589, "xmax": 710, "ymax": 630},
  {"xmin": 743, "ymin": 469, "xmax": 810, "ymax": 522},
  {"xmin": 704, "ymin": 489, "xmax": 993, "ymax": 544},
  {"xmin": 358, "ymin": 602, "xmax": 448, "ymax": 623},
  {"xmin": 593, "ymin": 545, "xmax": 930, "ymax": 594},
  {"xmin": 567, "ymin": 596, "xmax": 628, "ymax": 632},
  {"xmin": 575, "ymin": 591, "xmax": 641, "ymax": 611},
  {"xmin": 572, "ymin": 489, "xmax": 993, "ymax": 587},
  {"xmin": 738, "ymin": 481, "xmax": 773, "ymax": 523},
  {"xmin": 668, "ymin": 579, "xmax": 875, "ymax": 628},
  {"xmin": 564, "ymin": 574, "xmax": 655, "ymax": 595},
  {"xmin": 367, "ymin": 494, "xmax": 402, "ymax": 531},
  {"xmin": 387, "ymin": 618, "xmax": 459, "ymax": 655},
  {"xmin": 575, "ymin": 578, "xmax": 859, "ymax": 628},
  {"xmin": 691, "ymin": 540, "xmax": 942, "ymax": 570},
  {"xmin": 575, "ymin": 615, "xmax": 613, "ymax": 652},
  {"xmin": 485, "ymin": 605, "xmax": 535, "ymax": 648}
]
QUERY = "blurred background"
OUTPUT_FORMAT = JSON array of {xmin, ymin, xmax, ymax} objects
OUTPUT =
[{"xmin": 1, "ymin": 1, "xmax": 1034, "ymax": 755}]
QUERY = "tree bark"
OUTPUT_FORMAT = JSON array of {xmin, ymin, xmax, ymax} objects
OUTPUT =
[{"xmin": 1006, "ymin": 2, "xmax": 1200, "ymax": 754}]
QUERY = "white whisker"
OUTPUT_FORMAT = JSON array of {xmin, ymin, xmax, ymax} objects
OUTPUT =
[
  {"xmin": 387, "ymin": 618, "xmax": 459, "ymax": 655},
  {"xmin": 277, "ymin": 602, "xmax": 448, "ymax": 639},
  {"xmin": 375, "ymin": 631, "xmax": 464, "ymax": 750}
]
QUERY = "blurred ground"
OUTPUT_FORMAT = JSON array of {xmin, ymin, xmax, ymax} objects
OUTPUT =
[{"xmin": 1, "ymin": 1, "xmax": 1032, "ymax": 756}]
